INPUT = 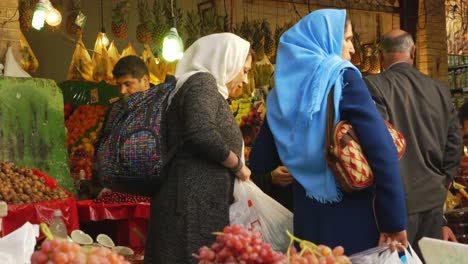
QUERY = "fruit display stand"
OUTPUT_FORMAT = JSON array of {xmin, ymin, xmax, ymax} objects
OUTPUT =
[
  {"xmin": 0, "ymin": 167, "xmax": 79, "ymax": 239},
  {"xmin": 0, "ymin": 77, "xmax": 80, "ymax": 239},
  {"xmin": 76, "ymin": 196, "xmax": 150, "ymax": 256}
]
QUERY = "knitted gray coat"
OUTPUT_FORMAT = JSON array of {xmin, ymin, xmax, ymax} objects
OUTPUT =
[{"xmin": 144, "ymin": 72, "xmax": 243, "ymax": 264}]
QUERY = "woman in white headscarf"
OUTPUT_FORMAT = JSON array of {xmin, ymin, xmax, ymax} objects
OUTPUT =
[{"xmin": 144, "ymin": 33, "xmax": 252, "ymax": 264}]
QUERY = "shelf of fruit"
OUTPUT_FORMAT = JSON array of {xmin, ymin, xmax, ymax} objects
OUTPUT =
[{"xmin": 65, "ymin": 104, "xmax": 109, "ymax": 180}]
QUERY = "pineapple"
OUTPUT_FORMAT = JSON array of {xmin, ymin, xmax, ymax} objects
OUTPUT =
[
  {"xmin": 136, "ymin": 0, "xmax": 153, "ymax": 44},
  {"xmin": 368, "ymin": 44, "xmax": 381, "ymax": 74},
  {"xmin": 359, "ymin": 45, "xmax": 372, "ymax": 73},
  {"xmin": 19, "ymin": 0, "xmax": 34, "ymax": 32},
  {"xmin": 252, "ymin": 21, "xmax": 265, "ymax": 61},
  {"xmin": 184, "ymin": 11, "xmax": 200, "ymax": 48},
  {"xmin": 351, "ymin": 29, "xmax": 362, "ymax": 66},
  {"xmin": 111, "ymin": 0, "xmax": 130, "ymax": 39},
  {"xmin": 237, "ymin": 18, "xmax": 253, "ymax": 43},
  {"xmin": 66, "ymin": 0, "xmax": 83, "ymax": 36}
]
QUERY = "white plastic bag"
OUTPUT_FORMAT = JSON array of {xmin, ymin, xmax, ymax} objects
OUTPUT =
[
  {"xmin": 349, "ymin": 244, "xmax": 423, "ymax": 264},
  {"xmin": 0, "ymin": 222, "xmax": 39, "ymax": 264},
  {"xmin": 229, "ymin": 179, "xmax": 293, "ymax": 251}
]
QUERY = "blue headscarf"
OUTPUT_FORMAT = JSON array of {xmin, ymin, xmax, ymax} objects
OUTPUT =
[{"xmin": 266, "ymin": 9, "xmax": 361, "ymax": 203}]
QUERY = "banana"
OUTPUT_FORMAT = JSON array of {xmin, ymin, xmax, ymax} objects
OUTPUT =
[{"xmin": 40, "ymin": 223, "xmax": 54, "ymax": 241}]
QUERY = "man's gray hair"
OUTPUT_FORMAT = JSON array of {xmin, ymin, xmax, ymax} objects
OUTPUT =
[{"xmin": 380, "ymin": 32, "xmax": 414, "ymax": 54}]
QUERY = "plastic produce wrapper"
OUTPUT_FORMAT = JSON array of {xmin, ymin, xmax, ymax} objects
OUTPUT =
[
  {"xmin": 67, "ymin": 36, "xmax": 94, "ymax": 81},
  {"xmin": 19, "ymin": 31, "xmax": 39, "ymax": 73},
  {"xmin": 121, "ymin": 42, "xmax": 138, "ymax": 57},
  {"xmin": 230, "ymin": 179, "xmax": 293, "ymax": 251},
  {"xmin": 108, "ymin": 41, "xmax": 121, "ymax": 70},
  {"xmin": 4, "ymin": 45, "xmax": 30, "ymax": 77},
  {"xmin": 92, "ymin": 33, "xmax": 113, "ymax": 83},
  {"xmin": 0, "ymin": 222, "xmax": 39, "ymax": 264},
  {"xmin": 1, "ymin": 170, "xmax": 79, "ymax": 238},
  {"xmin": 142, "ymin": 44, "xmax": 162, "ymax": 85}
]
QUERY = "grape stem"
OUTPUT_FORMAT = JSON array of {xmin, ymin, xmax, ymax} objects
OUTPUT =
[{"xmin": 285, "ymin": 230, "xmax": 323, "ymax": 261}]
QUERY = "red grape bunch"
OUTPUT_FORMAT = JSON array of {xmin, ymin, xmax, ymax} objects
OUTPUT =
[
  {"xmin": 31, "ymin": 239, "xmax": 130, "ymax": 264},
  {"xmin": 193, "ymin": 224, "xmax": 287, "ymax": 264}
]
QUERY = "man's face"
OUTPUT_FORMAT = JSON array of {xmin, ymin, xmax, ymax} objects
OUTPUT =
[
  {"xmin": 341, "ymin": 23, "xmax": 355, "ymax": 61},
  {"xmin": 115, "ymin": 74, "xmax": 149, "ymax": 97}
]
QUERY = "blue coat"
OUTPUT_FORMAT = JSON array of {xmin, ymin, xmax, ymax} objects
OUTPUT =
[{"xmin": 250, "ymin": 70, "xmax": 407, "ymax": 255}]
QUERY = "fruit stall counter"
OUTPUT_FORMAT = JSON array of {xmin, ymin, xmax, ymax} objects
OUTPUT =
[{"xmin": 76, "ymin": 193, "xmax": 150, "ymax": 255}]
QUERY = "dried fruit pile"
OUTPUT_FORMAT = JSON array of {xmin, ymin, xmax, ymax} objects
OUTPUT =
[
  {"xmin": 0, "ymin": 161, "xmax": 68, "ymax": 204},
  {"xmin": 193, "ymin": 224, "xmax": 351, "ymax": 264},
  {"xmin": 31, "ymin": 239, "xmax": 130, "ymax": 264},
  {"xmin": 94, "ymin": 191, "xmax": 150, "ymax": 204}
]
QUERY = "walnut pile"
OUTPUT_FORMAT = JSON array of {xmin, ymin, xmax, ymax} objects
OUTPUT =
[{"xmin": 0, "ymin": 161, "xmax": 69, "ymax": 204}]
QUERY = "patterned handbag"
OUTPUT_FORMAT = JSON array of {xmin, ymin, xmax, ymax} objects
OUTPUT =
[{"xmin": 324, "ymin": 88, "xmax": 406, "ymax": 193}]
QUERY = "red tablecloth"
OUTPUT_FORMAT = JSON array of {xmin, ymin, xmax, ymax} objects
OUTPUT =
[
  {"xmin": 76, "ymin": 200, "xmax": 150, "ymax": 251},
  {"xmin": 76, "ymin": 200, "xmax": 150, "ymax": 222}
]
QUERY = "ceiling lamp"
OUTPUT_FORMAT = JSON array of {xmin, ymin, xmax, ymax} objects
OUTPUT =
[
  {"xmin": 45, "ymin": 6, "xmax": 62, "ymax": 27},
  {"xmin": 99, "ymin": 0, "xmax": 110, "ymax": 48},
  {"xmin": 32, "ymin": 0, "xmax": 62, "ymax": 30},
  {"xmin": 162, "ymin": 27, "xmax": 183, "ymax": 62},
  {"xmin": 161, "ymin": 0, "xmax": 183, "ymax": 62}
]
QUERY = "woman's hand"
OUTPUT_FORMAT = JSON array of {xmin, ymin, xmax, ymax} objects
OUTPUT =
[
  {"xmin": 271, "ymin": 166, "xmax": 293, "ymax": 187},
  {"xmin": 235, "ymin": 165, "xmax": 251, "ymax": 181},
  {"xmin": 378, "ymin": 230, "xmax": 408, "ymax": 252},
  {"xmin": 442, "ymin": 226, "xmax": 458, "ymax": 242},
  {"xmin": 222, "ymin": 150, "xmax": 250, "ymax": 181}
]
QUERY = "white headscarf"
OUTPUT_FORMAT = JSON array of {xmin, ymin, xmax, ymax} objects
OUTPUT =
[{"xmin": 168, "ymin": 33, "xmax": 250, "ymax": 106}]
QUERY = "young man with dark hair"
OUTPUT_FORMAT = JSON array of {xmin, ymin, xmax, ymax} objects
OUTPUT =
[{"xmin": 112, "ymin": 55, "xmax": 151, "ymax": 97}]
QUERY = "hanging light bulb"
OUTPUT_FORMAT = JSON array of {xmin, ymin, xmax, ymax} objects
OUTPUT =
[
  {"xmin": 161, "ymin": 0, "xmax": 183, "ymax": 62},
  {"xmin": 45, "ymin": 6, "xmax": 62, "ymax": 27},
  {"xmin": 162, "ymin": 27, "xmax": 184, "ymax": 62},
  {"xmin": 32, "ymin": 0, "xmax": 49, "ymax": 30},
  {"xmin": 98, "ymin": 0, "xmax": 110, "ymax": 48},
  {"xmin": 101, "ymin": 30, "xmax": 110, "ymax": 48}
]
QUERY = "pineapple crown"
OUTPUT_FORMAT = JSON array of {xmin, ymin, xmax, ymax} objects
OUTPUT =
[
  {"xmin": 112, "ymin": 1, "xmax": 130, "ymax": 24},
  {"xmin": 184, "ymin": 11, "xmax": 200, "ymax": 37},
  {"xmin": 261, "ymin": 19, "xmax": 272, "ymax": 37},
  {"xmin": 137, "ymin": 0, "xmax": 151, "ymax": 23}
]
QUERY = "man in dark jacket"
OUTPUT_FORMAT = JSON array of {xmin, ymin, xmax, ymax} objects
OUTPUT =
[{"xmin": 365, "ymin": 29, "xmax": 462, "ymax": 257}]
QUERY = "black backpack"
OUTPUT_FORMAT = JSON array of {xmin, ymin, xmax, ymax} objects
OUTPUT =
[{"xmin": 94, "ymin": 76, "xmax": 177, "ymax": 196}]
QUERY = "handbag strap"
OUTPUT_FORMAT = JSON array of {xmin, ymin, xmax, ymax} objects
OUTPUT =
[{"xmin": 324, "ymin": 87, "xmax": 335, "ymax": 163}]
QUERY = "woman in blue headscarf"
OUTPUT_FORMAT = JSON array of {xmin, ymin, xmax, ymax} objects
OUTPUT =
[{"xmin": 253, "ymin": 9, "xmax": 408, "ymax": 254}]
